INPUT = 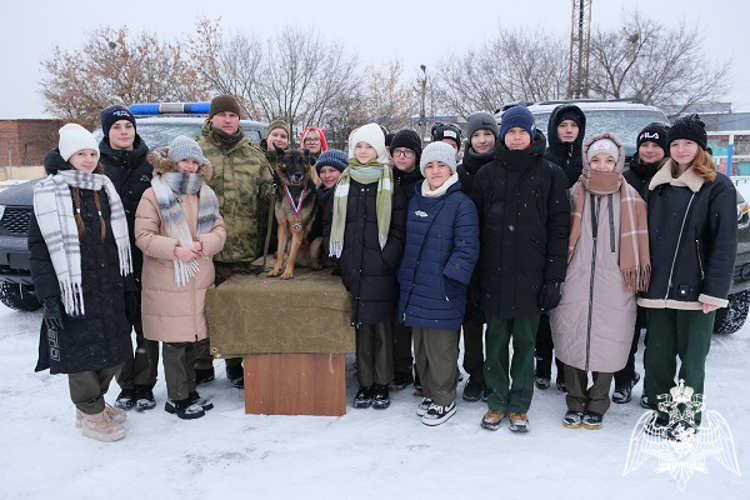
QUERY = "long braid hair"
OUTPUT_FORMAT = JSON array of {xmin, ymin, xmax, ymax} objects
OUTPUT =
[{"xmin": 70, "ymin": 164, "xmax": 108, "ymax": 241}]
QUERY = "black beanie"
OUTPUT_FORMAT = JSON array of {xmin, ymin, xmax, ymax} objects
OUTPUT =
[
  {"xmin": 385, "ymin": 133, "xmax": 395, "ymax": 148},
  {"xmin": 389, "ymin": 129, "xmax": 422, "ymax": 163},
  {"xmin": 667, "ymin": 114, "xmax": 707, "ymax": 150},
  {"xmin": 209, "ymin": 95, "xmax": 242, "ymax": 119},
  {"xmin": 637, "ymin": 122, "xmax": 669, "ymax": 154},
  {"xmin": 558, "ymin": 110, "xmax": 582, "ymax": 127},
  {"xmin": 431, "ymin": 123, "xmax": 463, "ymax": 149},
  {"xmin": 100, "ymin": 104, "xmax": 136, "ymax": 139}
]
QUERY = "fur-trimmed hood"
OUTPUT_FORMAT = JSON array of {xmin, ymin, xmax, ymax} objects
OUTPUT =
[
  {"xmin": 147, "ymin": 146, "xmax": 214, "ymax": 181},
  {"xmin": 582, "ymin": 132, "xmax": 626, "ymax": 174}
]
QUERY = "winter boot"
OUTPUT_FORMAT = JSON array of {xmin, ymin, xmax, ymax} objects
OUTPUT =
[
  {"xmin": 535, "ymin": 376, "xmax": 551, "ymax": 390},
  {"xmin": 481, "ymin": 385, "xmax": 491, "ymax": 402},
  {"xmin": 189, "ymin": 391, "xmax": 214, "ymax": 412},
  {"xmin": 165, "ymin": 398, "xmax": 206, "ymax": 420},
  {"xmin": 76, "ymin": 404, "xmax": 127, "ymax": 428},
  {"xmin": 226, "ymin": 364, "xmax": 244, "ymax": 388},
  {"xmin": 563, "ymin": 410, "xmax": 584, "ymax": 429},
  {"xmin": 353, "ymin": 386, "xmax": 374, "ymax": 409},
  {"xmin": 556, "ymin": 377, "xmax": 567, "ymax": 393},
  {"xmin": 80, "ymin": 409, "xmax": 126, "ymax": 442},
  {"xmin": 613, "ymin": 372, "xmax": 640, "ymax": 404},
  {"xmin": 422, "ymin": 401, "xmax": 457, "ymax": 426},
  {"xmin": 372, "ymin": 384, "xmax": 391, "ymax": 410},
  {"xmin": 416, "ymin": 397, "xmax": 434, "ymax": 417},
  {"xmin": 509, "ymin": 413, "xmax": 530, "ymax": 433},
  {"xmin": 640, "ymin": 388, "xmax": 650, "ymax": 409},
  {"xmin": 582, "ymin": 411, "xmax": 603, "ymax": 430},
  {"xmin": 195, "ymin": 366, "xmax": 215, "ymax": 386},
  {"xmin": 481, "ymin": 409, "xmax": 505, "ymax": 431},
  {"xmin": 134, "ymin": 386, "xmax": 156, "ymax": 411},
  {"xmin": 114, "ymin": 389, "xmax": 136, "ymax": 410},
  {"xmin": 390, "ymin": 371, "xmax": 414, "ymax": 391},
  {"xmin": 462, "ymin": 377, "xmax": 484, "ymax": 402}
]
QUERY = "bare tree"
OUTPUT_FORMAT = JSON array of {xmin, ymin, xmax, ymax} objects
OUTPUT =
[
  {"xmin": 39, "ymin": 26, "xmax": 204, "ymax": 129},
  {"xmin": 362, "ymin": 61, "xmax": 419, "ymax": 132},
  {"xmin": 589, "ymin": 10, "xmax": 731, "ymax": 115}
]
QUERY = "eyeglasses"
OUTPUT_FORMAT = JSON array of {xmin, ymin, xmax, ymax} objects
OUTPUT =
[
  {"xmin": 392, "ymin": 148, "xmax": 416, "ymax": 158},
  {"xmin": 304, "ymin": 138, "xmax": 321, "ymax": 144}
]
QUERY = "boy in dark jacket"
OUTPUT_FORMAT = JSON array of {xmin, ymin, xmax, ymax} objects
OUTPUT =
[
  {"xmin": 98, "ymin": 104, "xmax": 159, "ymax": 412},
  {"xmin": 535, "ymin": 104, "xmax": 587, "ymax": 392},
  {"xmin": 323, "ymin": 123, "xmax": 407, "ymax": 410},
  {"xmin": 473, "ymin": 106, "xmax": 570, "ymax": 433},
  {"xmin": 388, "ymin": 129, "xmax": 423, "ymax": 390},
  {"xmin": 399, "ymin": 142, "xmax": 478, "ymax": 425}
]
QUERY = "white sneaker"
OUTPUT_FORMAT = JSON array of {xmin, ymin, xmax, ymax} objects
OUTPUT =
[
  {"xmin": 421, "ymin": 402, "xmax": 457, "ymax": 426},
  {"xmin": 416, "ymin": 398, "xmax": 433, "ymax": 417}
]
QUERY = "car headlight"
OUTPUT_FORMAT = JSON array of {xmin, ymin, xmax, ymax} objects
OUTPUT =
[{"xmin": 738, "ymin": 201, "xmax": 750, "ymax": 229}]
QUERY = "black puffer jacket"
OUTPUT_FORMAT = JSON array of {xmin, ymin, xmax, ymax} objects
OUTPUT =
[
  {"xmin": 544, "ymin": 104, "xmax": 586, "ymax": 188},
  {"xmin": 639, "ymin": 162, "xmax": 737, "ymax": 309},
  {"xmin": 457, "ymin": 147, "xmax": 495, "ymax": 196},
  {"xmin": 472, "ymin": 132, "xmax": 570, "ymax": 319},
  {"xmin": 393, "ymin": 167, "xmax": 423, "ymax": 202},
  {"xmin": 30, "ymin": 150, "xmax": 133, "ymax": 374},
  {"xmin": 323, "ymin": 181, "xmax": 407, "ymax": 325},
  {"xmin": 624, "ymin": 154, "xmax": 666, "ymax": 199},
  {"xmin": 99, "ymin": 135, "xmax": 152, "ymax": 281}
]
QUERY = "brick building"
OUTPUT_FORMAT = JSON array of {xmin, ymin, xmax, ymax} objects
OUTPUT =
[{"xmin": 0, "ymin": 119, "xmax": 63, "ymax": 167}]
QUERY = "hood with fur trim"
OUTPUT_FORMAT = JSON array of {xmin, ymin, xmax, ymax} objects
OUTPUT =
[
  {"xmin": 147, "ymin": 146, "xmax": 213, "ymax": 181},
  {"xmin": 582, "ymin": 132, "xmax": 626, "ymax": 175}
]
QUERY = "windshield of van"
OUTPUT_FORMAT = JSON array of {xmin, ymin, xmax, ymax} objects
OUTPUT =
[{"xmin": 534, "ymin": 109, "xmax": 669, "ymax": 156}]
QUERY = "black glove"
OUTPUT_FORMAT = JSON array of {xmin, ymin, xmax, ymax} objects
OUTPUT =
[
  {"xmin": 125, "ymin": 291, "xmax": 140, "ymax": 324},
  {"xmin": 538, "ymin": 280, "xmax": 562, "ymax": 312},
  {"xmin": 42, "ymin": 297, "xmax": 64, "ymax": 331}
]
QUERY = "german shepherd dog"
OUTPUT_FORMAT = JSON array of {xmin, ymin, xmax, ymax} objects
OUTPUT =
[{"xmin": 267, "ymin": 146, "xmax": 321, "ymax": 279}]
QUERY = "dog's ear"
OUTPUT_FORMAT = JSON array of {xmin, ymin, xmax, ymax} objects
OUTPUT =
[
  {"xmin": 302, "ymin": 148, "xmax": 314, "ymax": 165},
  {"xmin": 274, "ymin": 144, "xmax": 286, "ymax": 157}
]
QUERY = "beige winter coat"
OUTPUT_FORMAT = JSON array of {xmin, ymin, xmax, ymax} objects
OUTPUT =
[
  {"xmin": 135, "ymin": 149, "xmax": 226, "ymax": 343},
  {"xmin": 549, "ymin": 134, "xmax": 638, "ymax": 373}
]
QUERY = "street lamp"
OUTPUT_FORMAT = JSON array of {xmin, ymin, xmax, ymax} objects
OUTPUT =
[{"xmin": 419, "ymin": 64, "xmax": 427, "ymax": 144}]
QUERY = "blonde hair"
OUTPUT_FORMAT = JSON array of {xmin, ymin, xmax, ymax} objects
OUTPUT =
[{"xmin": 303, "ymin": 129, "xmax": 321, "ymax": 142}]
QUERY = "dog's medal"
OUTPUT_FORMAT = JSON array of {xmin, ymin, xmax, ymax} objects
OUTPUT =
[{"xmin": 284, "ymin": 185, "xmax": 308, "ymax": 234}]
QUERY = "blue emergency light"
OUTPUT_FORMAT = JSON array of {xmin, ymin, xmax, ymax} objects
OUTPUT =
[{"xmin": 129, "ymin": 102, "xmax": 211, "ymax": 115}]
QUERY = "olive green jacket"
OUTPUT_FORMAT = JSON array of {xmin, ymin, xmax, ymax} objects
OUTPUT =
[{"xmin": 198, "ymin": 120, "xmax": 273, "ymax": 264}]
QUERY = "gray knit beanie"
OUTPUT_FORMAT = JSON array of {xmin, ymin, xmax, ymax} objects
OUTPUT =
[
  {"xmin": 466, "ymin": 111, "xmax": 499, "ymax": 140},
  {"xmin": 420, "ymin": 142, "xmax": 457, "ymax": 176},
  {"xmin": 168, "ymin": 135, "xmax": 205, "ymax": 165}
]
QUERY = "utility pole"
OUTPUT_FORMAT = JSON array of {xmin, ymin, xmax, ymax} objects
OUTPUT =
[
  {"xmin": 419, "ymin": 64, "xmax": 427, "ymax": 144},
  {"xmin": 567, "ymin": 0, "xmax": 593, "ymax": 99}
]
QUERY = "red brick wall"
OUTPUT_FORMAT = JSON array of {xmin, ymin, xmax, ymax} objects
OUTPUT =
[{"xmin": 0, "ymin": 119, "xmax": 63, "ymax": 167}]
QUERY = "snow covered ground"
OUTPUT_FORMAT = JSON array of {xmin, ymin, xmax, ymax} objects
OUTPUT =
[{"xmin": 1, "ymin": 302, "xmax": 747, "ymax": 499}]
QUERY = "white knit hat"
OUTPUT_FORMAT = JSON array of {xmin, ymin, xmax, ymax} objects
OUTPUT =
[
  {"xmin": 58, "ymin": 123, "xmax": 100, "ymax": 162},
  {"xmin": 588, "ymin": 138, "xmax": 619, "ymax": 164},
  {"xmin": 168, "ymin": 135, "xmax": 206, "ymax": 165},
  {"xmin": 348, "ymin": 123, "xmax": 387, "ymax": 163},
  {"xmin": 420, "ymin": 141, "xmax": 457, "ymax": 176}
]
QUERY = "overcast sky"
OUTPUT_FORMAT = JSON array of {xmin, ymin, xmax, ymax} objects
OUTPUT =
[{"xmin": 2, "ymin": 0, "xmax": 748, "ymax": 119}]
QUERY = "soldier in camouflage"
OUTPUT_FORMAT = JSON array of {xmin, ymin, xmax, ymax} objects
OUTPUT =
[{"xmin": 194, "ymin": 95, "xmax": 274, "ymax": 388}]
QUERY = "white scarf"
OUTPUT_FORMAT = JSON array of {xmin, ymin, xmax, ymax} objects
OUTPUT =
[
  {"xmin": 33, "ymin": 170, "xmax": 132, "ymax": 316},
  {"xmin": 421, "ymin": 173, "xmax": 459, "ymax": 198}
]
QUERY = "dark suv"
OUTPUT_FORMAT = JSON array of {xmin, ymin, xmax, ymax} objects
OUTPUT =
[{"xmin": 0, "ymin": 104, "xmax": 266, "ymax": 311}]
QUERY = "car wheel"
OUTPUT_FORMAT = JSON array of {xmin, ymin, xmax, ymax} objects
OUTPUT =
[
  {"xmin": 0, "ymin": 281, "xmax": 42, "ymax": 311},
  {"xmin": 713, "ymin": 289, "xmax": 750, "ymax": 335}
]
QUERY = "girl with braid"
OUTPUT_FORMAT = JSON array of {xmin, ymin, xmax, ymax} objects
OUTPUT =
[{"xmin": 29, "ymin": 124, "xmax": 136, "ymax": 442}]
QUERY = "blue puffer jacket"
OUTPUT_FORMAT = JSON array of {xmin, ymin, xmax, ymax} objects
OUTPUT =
[{"xmin": 398, "ymin": 180, "xmax": 480, "ymax": 329}]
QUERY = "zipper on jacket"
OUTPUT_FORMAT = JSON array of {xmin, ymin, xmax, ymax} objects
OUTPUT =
[
  {"xmin": 696, "ymin": 239, "xmax": 705, "ymax": 280},
  {"xmin": 664, "ymin": 193, "xmax": 696, "ymax": 300},
  {"xmin": 585, "ymin": 195, "xmax": 599, "ymax": 372}
]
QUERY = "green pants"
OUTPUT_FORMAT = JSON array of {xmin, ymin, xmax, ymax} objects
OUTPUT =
[
  {"xmin": 646, "ymin": 308, "xmax": 715, "ymax": 426},
  {"xmin": 356, "ymin": 322, "xmax": 394, "ymax": 387},
  {"xmin": 564, "ymin": 365, "xmax": 613, "ymax": 415},
  {"xmin": 116, "ymin": 321, "xmax": 160, "ymax": 390},
  {"xmin": 163, "ymin": 342, "xmax": 198, "ymax": 401},
  {"xmin": 68, "ymin": 365, "xmax": 122, "ymax": 415},
  {"xmin": 413, "ymin": 328, "xmax": 459, "ymax": 406},
  {"xmin": 484, "ymin": 314, "xmax": 540, "ymax": 413}
]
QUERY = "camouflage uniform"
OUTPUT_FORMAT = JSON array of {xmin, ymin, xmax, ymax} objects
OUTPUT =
[{"xmin": 195, "ymin": 120, "xmax": 274, "ymax": 371}]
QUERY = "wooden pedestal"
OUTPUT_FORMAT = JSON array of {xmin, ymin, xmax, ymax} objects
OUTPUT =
[{"xmin": 244, "ymin": 353, "xmax": 347, "ymax": 416}]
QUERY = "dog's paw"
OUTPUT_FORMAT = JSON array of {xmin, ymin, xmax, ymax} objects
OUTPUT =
[
  {"xmin": 311, "ymin": 263, "xmax": 322, "ymax": 271},
  {"xmin": 267, "ymin": 269, "xmax": 281, "ymax": 278},
  {"xmin": 280, "ymin": 272, "xmax": 294, "ymax": 280}
]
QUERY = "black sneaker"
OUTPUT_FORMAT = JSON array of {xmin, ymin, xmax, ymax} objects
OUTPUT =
[
  {"xmin": 353, "ymin": 386, "xmax": 374, "ymax": 409},
  {"xmin": 563, "ymin": 410, "xmax": 584, "ymax": 429},
  {"xmin": 582, "ymin": 411, "xmax": 603, "ymax": 429},
  {"xmin": 115, "ymin": 389, "xmax": 136, "ymax": 411},
  {"xmin": 195, "ymin": 367, "xmax": 215, "ymax": 386},
  {"xmin": 416, "ymin": 397, "xmax": 433, "ymax": 417},
  {"xmin": 462, "ymin": 378, "xmax": 484, "ymax": 402},
  {"xmin": 644, "ymin": 414, "xmax": 671, "ymax": 438},
  {"xmin": 189, "ymin": 391, "xmax": 214, "ymax": 412},
  {"xmin": 390, "ymin": 372, "xmax": 414, "ymax": 391},
  {"xmin": 613, "ymin": 372, "xmax": 640, "ymax": 404},
  {"xmin": 134, "ymin": 386, "xmax": 156, "ymax": 411},
  {"xmin": 165, "ymin": 398, "xmax": 206, "ymax": 420},
  {"xmin": 556, "ymin": 378, "xmax": 568, "ymax": 393},
  {"xmin": 535, "ymin": 376, "xmax": 551, "ymax": 390},
  {"xmin": 225, "ymin": 364, "xmax": 244, "ymax": 388},
  {"xmin": 640, "ymin": 392, "xmax": 650, "ymax": 409},
  {"xmin": 372, "ymin": 384, "xmax": 391, "ymax": 410},
  {"xmin": 422, "ymin": 401, "xmax": 457, "ymax": 426}
]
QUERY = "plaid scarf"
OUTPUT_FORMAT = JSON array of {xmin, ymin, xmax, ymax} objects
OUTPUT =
[
  {"xmin": 328, "ymin": 159, "xmax": 393, "ymax": 258},
  {"xmin": 569, "ymin": 171, "xmax": 651, "ymax": 294},
  {"xmin": 151, "ymin": 172, "xmax": 219, "ymax": 288},
  {"xmin": 33, "ymin": 170, "xmax": 132, "ymax": 316}
]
